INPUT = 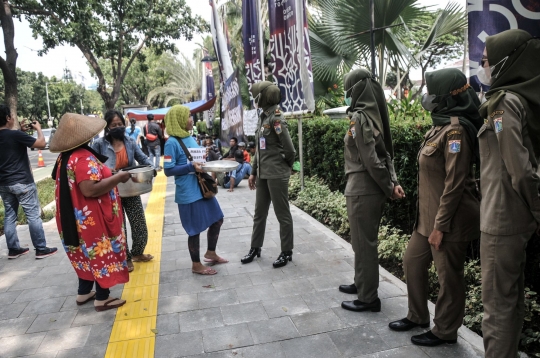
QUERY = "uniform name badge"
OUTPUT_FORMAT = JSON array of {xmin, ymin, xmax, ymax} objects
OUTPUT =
[
  {"xmin": 351, "ymin": 127, "xmax": 356, "ymax": 139},
  {"xmin": 448, "ymin": 140, "xmax": 461, "ymax": 153},
  {"xmin": 493, "ymin": 117, "xmax": 503, "ymax": 133},
  {"xmin": 259, "ymin": 137, "xmax": 266, "ymax": 150}
]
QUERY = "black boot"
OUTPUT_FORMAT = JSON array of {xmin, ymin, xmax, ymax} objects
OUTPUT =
[
  {"xmin": 389, "ymin": 318, "xmax": 430, "ymax": 331},
  {"xmin": 273, "ymin": 251, "xmax": 293, "ymax": 268},
  {"xmin": 411, "ymin": 330, "xmax": 456, "ymax": 346},
  {"xmin": 338, "ymin": 284, "xmax": 357, "ymax": 294},
  {"xmin": 341, "ymin": 298, "xmax": 381, "ymax": 312},
  {"xmin": 241, "ymin": 248, "xmax": 261, "ymax": 264}
]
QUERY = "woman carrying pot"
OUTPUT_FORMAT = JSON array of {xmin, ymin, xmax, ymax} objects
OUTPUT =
[
  {"xmin": 339, "ymin": 69, "xmax": 404, "ymax": 313},
  {"xmin": 50, "ymin": 113, "xmax": 131, "ymax": 311},
  {"xmin": 388, "ymin": 68, "xmax": 482, "ymax": 347},
  {"xmin": 163, "ymin": 105, "xmax": 227, "ymax": 275},
  {"xmin": 92, "ymin": 109, "xmax": 154, "ymax": 272}
]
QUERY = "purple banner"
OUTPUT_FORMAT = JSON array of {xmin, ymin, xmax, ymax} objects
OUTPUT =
[
  {"xmin": 204, "ymin": 49, "xmax": 216, "ymax": 123},
  {"xmin": 268, "ymin": 0, "xmax": 315, "ymax": 112},
  {"xmin": 468, "ymin": 0, "xmax": 540, "ymax": 91},
  {"xmin": 221, "ymin": 71, "xmax": 245, "ymax": 143},
  {"xmin": 243, "ymin": 0, "xmax": 264, "ymax": 106}
]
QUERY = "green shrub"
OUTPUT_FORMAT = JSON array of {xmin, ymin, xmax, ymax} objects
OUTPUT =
[
  {"xmin": 196, "ymin": 120, "xmax": 207, "ymax": 135},
  {"xmin": 212, "ymin": 119, "xmax": 221, "ymax": 136}
]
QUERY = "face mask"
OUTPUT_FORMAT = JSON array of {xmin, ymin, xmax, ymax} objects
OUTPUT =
[
  {"xmin": 421, "ymin": 93, "xmax": 438, "ymax": 112},
  {"xmin": 477, "ymin": 55, "xmax": 509, "ymax": 86},
  {"xmin": 345, "ymin": 97, "xmax": 352, "ymax": 106},
  {"xmin": 109, "ymin": 126, "xmax": 125, "ymax": 140},
  {"xmin": 253, "ymin": 93, "xmax": 261, "ymax": 109}
]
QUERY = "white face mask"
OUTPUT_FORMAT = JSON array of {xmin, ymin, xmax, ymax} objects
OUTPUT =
[{"xmin": 477, "ymin": 56, "xmax": 509, "ymax": 86}]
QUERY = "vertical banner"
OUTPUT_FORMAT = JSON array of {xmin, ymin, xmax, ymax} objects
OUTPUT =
[
  {"xmin": 221, "ymin": 71, "xmax": 245, "ymax": 142},
  {"xmin": 209, "ymin": 0, "xmax": 234, "ymax": 80},
  {"xmin": 242, "ymin": 0, "xmax": 265, "ymax": 105},
  {"xmin": 202, "ymin": 50, "xmax": 217, "ymax": 129},
  {"xmin": 468, "ymin": 0, "xmax": 540, "ymax": 91},
  {"xmin": 268, "ymin": 0, "xmax": 315, "ymax": 113}
]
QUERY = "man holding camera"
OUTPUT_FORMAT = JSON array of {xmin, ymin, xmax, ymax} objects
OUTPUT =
[{"xmin": 0, "ymin": 105, "xmax": 57, "ymax": 259}]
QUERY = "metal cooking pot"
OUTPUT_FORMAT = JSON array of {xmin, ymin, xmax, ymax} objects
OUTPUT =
[{"xmin": 116, "ymin": 166, "xmax": 155, "ymax": 197}]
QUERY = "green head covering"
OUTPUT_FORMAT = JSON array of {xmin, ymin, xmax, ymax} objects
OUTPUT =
[
  {"xmin": 480, "ymin": 29, "xmax": 540, "ymax": 156},
  {"xmin": 344, "ymin": 69, "xmax": 394, "ymax": 158},
  {"xmin": 252, "ymin": 81, "xmax": 282, "ymax": 110},
  {"xmin": 426, "ymin": 68, "xmax": 482, "ymax": 159},
  {"xmin": 164, "ymin": 105, "xmax": 191, "ymax": 138}
]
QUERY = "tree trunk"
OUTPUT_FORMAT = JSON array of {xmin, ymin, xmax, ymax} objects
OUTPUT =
[{"xmin": 0, "ymin": 0, "xmax": 19, "ymax": 126}]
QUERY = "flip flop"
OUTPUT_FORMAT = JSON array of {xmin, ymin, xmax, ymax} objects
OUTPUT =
[
  {"xmin": 94, "ymin": 297, "xmax": 126, "ymax": 312},
  {"xmin": 203, "ymin": 257, "xmax": 229, "ymax": 264},
  {"xmin": 127, "ymin": 260, "xmax": 135, "ymax": 272},
  {"xmin": 192, "ymin": 268, "xmax": 218, "ymax": 275},
  {"xmin": 132, "ymin": 254, "xmax": 154, "ymax": 262},
  {"xmin": 76, "ymin": 291, "xmax": 96, "ymax": 306}
]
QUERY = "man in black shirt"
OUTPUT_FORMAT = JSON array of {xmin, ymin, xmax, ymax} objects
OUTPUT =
[
  {"xmin": 223, "ymin": 137, "xmax": 238, "ymax": 160},
  {"xmin": 143, "ymin": 114, "xmax": 163, "ymax": 170},
  {"xmin": 0, "ymin": 105, "xmax": 57, "ymax": 259}
]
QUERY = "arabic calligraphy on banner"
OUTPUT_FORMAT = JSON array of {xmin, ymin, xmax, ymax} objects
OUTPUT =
[{"xmin": 268, "ymin": 0, "xmax": 315, "ymax": 113}]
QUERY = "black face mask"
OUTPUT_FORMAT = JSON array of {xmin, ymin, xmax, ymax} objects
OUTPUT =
[{"xmin": 109, "ymin": 126, "xmax": 126, "ymax": 140}]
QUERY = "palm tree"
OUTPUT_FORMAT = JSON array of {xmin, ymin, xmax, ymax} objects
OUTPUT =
[{"xmin": 146, "ymin": 53, "xmax": 202, "ymax": 106}]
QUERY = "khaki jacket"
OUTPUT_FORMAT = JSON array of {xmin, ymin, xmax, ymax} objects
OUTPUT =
[
  {"xmin": 252, "ymin": 105, "xmax": 296, "ymax": 179},
  {"xmin": 344, "ymin": 112, "xmax": 397, "ymax": 198},
  {"xmin": 416, "ymin": 117, "xmax": 480, "ymax": 242},
  {"xmin": 478, "ymin": 92, "xmax": 540, "ymax": 235}
]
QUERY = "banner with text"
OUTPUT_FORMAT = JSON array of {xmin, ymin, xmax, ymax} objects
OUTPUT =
[
  {"xmin": 268, "ymin": 0, "xmax": 315, "ymax": 113},
  {"xmin": 221, "ymin": 71, "xmax": 245, "ymax": 143},
  {"xmin": 468, "ymin": 0, "xmax": 540, "ymax": 91},
  {"xmin": 243, "ymin": 0, "xmax": 265, "ymax": 106}
]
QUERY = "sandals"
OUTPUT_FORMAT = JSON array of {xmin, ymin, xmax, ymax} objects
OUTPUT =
[
  {"xmin": 203, "ymin": 257, "xmax": 229, "ymax": 264},
  {"xmin": 192, "ymin": 268, "xmax": 218, "ymax": 275},
  {"xmin": 76, "ymin": 291, "xmax": 96, "ymax": 306},
  {"xmin": 94, "ymin": 297, "xmax": 126, "ymax": 312},
  {"xmin": 127, "ymin": 260, "xmax": 135, "ymax": 272},
  {"xmin": 132, "ymin": 254, "xmax": 154, "ymax": 263}
]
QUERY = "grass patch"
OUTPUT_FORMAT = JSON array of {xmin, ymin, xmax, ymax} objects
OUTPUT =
[{"xmin": 0, "ymin": 178, "xmax": 56, "ymax": 236}]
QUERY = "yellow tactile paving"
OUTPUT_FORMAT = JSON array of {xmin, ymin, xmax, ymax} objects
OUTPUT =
[{"xmin": 105, "ymin": 170, "xmax": 167, "ymax": 358}]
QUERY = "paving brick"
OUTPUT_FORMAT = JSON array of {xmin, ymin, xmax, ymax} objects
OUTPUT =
[
  {"xmin": 261, "ymin": 295, "xmax": 310, "ymax": 318},
  {"xmin": 71, "ymin": 307, "xmax": 117, "ymax": 327},
  {"xmin": 221, "ymin": 302, "xmax": 268, "ymax": 325},
  {"xmin": 155, "ymin": 331, "xmax": 204, "ymax": 357},
  {"xmin": 280, "ymin": 333, "xmax": 341, "ymax": 358},
  {"xmin": 272, "ymin": 278, "xmax": 316, "ymax": 297},
  {"xmin": 0, "ymin": 301, "xmax": 28, "ymax": 320},
  {"xmin": 198, "ymin": 288, "xmax": 239, "ymax": 309},
  {"xmin": 19, "ymin": 297, "xmax": 66, "ymax": 317},
  {"xmin": 202, "ymin": 323, "xmax": 254, "ymax": 352},
  {"xmin": 290, "ymin": 309, "xmax": 347, "ymax": 336},
  {"xmin": 155, "ymin": 313, "xmax": 180, "ymax": 336},
  {"xmin": 55, "ymin": 344, "xmax": 107, "ymax": 358},
  {"xmin": 37, "ymin": 326, "xmax": 91, "ymax": 353},
  {"xmin": 0, "ymin": 316, "xmax": 36, "ymax": 338},
  {"xmin": 84, "ymin": 321, "xmax": 113, "ymax": 346},
  {"xmin": 158, "ymin": 294, "xmax": 199, "ymax": 314},
  {"xmin": 355, "ymin": 346, "xmax": 430, "ymax": 358},
  {"xmin": 179, "ymin": 307, "xmax": 224, "ymax": 332},
  {"xmin": 235, "ymin": 284, "xmax": 279, "ymax": 304},
  {"xmin": 27, "ymin": 310, "xmax": 78, "ymax": 333},
  {"xmin": 248, "ymin": 316, "xmax": 299, "ymax": 344},
  {"xmin": 0, "ymin": 332, "xmax": 45, "ymax": 357},
  {"xmin": 328, "ymin": 326, "xmax": 390, "ymax": 357}
]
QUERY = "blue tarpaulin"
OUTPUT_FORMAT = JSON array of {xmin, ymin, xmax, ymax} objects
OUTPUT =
[{"xmin": 126, "ymin": 97, "xmax": 217, "ymax": 121}]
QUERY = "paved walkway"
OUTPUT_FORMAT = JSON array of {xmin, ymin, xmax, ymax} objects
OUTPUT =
[{"xmin": 0, "ymin": 175, "xmax": 485, "ymax": 358}]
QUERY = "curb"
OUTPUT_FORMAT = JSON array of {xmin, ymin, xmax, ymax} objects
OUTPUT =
[{"xmin": 289, "ymin": 204, "xmax": 486, "ymax": 354}]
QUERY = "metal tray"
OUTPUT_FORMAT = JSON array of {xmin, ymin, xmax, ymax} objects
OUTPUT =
[{"xmin": 202, "ymin": 161, "xmax": 240, "ymax": 173}]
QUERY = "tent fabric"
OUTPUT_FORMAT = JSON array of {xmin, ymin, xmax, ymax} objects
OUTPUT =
[{"xmin": 126, "ymin": 97, "xmax": 217, "ymax": 121}]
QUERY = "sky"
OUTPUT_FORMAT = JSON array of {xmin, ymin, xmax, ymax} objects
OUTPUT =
[{"xmin": 0, "ymin": 0, "xmax": 450, "ymax": 87}]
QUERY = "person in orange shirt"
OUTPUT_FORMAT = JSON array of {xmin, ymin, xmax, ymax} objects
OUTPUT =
[{"xmin": 238, "ymin": 142, "xmax": 250, "ymax": 163}]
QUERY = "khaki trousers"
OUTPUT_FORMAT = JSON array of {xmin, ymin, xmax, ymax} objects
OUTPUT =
[
  {"xmin": 481, "ymin": 231, "xmax": 532, "ymax": 358},
  {"xmin": 250, "ymin": 177, "xmax": 294, "ymax": 252},
  {"xmin": 347, "ymin": 193, "xmax": 386, "ymax": 303},
  {"xmin": 403, "ymin": 231, "xmax": 469, "ymax": 340}
]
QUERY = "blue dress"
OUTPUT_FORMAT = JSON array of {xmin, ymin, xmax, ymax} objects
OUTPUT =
[{"xmin": 164, "ymin": 136, "xmax": 223, "ymax": 236}]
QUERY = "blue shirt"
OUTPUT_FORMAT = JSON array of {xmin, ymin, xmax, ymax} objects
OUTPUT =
[
  {"xmin": 224, "ymin": 163, "xmax": 252, "ymax": 188},
  {"xmin": 125, "ymin": 126, "xmax": 141, "ymax": 141},
  {"xmin": 164, "ymin": 136, "xmax": 203, "ymax": 204}
]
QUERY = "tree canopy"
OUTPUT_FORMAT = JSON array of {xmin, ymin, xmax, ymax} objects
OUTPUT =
[{"xmin": 11, "ymin": 0, "xmax": 208, "ymax": 109}]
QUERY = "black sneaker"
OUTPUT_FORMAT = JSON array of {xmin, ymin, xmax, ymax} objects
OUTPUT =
[
  {"xmin": 35, "ymin": 247, "xmax": 58, "ymax": 259},
  {"xmin": 8, "ymin": 248, "xmax": 30, "ymax": 259}
]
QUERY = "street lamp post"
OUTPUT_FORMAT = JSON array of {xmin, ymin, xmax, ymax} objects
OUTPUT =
[{"xmin": 45, "ymin": 81, "xmax": 62, "ymax": 122}]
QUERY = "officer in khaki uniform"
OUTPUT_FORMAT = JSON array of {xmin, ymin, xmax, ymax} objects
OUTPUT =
[
  {"xmin": 477, "ymin": 30, "xmax": 540, "ymax": 358},
  {"xmin": 388, "ymin": 69, "xmax": 483, "ymax": 347},
  {"xmin": 241, "ymin": 81, "xmax": 296, "ymax": 268},
  {"xmin": 339, "ymin": 69, "xmax": 404, "ymax": 313}
]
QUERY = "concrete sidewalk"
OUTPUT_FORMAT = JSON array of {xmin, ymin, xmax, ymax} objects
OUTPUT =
[{"xmin": 0, "ymin": 176, "xmax": 485, "ymax": 357}]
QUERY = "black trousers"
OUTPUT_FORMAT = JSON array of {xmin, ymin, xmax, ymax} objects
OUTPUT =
[{"xmin": 78, "ymin": 278, "xmax": 110, "ymax": 301}]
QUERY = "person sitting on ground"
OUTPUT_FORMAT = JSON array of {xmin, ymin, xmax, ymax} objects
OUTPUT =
[
  {"xmin": 50, "ymin": 113, "xmax": 131, "ymax": 312},
  {"xmin": 0, "ymin": 105, "xmax": 57, "ymax": 259},
  {"xmin": 92, "ymin": 110, "xmax": 155, "ymax": 273},
  {"xmin": 222, "ymin": 137, "xmax": 238, "ymax": 160},
  {"xmin": 163, "ymin": 105, "xmax": 228, "ymax": 275},
  {"xmin": 205, "ymin": 137, "xmax": 222, "ymax": 162},
  {"xmin": 238, "ymin": 142, "xmax": 251, "ymax": 163},
  {"xmin": 212, "ymin": 134, "xmax": 222, "ymax": 154},
  {"xmin": 224, "ymin": 150, "xmax": 252, "ymax": 192}
]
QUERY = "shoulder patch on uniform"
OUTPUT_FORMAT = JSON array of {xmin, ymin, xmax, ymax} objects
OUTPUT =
[
  {"xmin": 447, "ymin": 130, "xmax": 462, "ymax": 137},
  {"xmin": 493, "ymin": 117, "xmax": 503, "ymax": 133},
  {"xmin": 274, "ymin": 120, "xmax": 282, "ymax": 135},
  {"xmin": 490, "ymin": 110, "xmax": 504, "ymax": 118},
  {"xmin": 263, "ymin": 124, "xmax": 271, "ymax": 129},
  {"xmin": 448, "ymin": 140, "xmax": 461, "ymax": 153},
  {"xmin": 426, "ymin": 142, "xmax": 437, "ymax": 148}
]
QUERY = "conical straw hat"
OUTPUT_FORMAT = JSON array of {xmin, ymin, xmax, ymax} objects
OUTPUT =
[{"xmin": 49, "ymin": 113, "xmax": 106, "ymax": 153}]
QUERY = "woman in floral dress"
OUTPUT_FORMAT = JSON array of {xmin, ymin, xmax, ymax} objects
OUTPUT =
[{"xmin": 50, "ymin": 113, "xmax": 132, "ymax": 312}]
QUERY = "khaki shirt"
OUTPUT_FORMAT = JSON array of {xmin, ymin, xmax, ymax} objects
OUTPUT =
[
  {"xmin": 252, "ymin": 105, "xmax": 296, "ymax": 179},
  {"xmin": 478, "ymin": 93, "xmax": 540, "ymax": 235},
  {"xmin": 344, "ymin": 112, "xmax": 397, "ymax": 198},
  {"xmin": 416, "ymin": 117, "xmax": 480, "ymax": 242}
]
